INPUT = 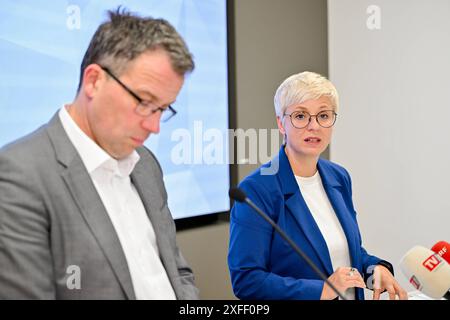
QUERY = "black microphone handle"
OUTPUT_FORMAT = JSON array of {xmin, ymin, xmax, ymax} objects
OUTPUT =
[{"xmin": 245, "ymin": 198, "xmax": 348, "ymax": 300}]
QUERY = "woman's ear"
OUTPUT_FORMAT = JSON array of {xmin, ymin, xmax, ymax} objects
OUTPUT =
[{"xmin": 276, "ymin": 116, "xmax": 286, "ymax": 136}]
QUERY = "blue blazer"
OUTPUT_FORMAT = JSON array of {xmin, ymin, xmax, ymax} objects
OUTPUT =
[{"xmin": 228, "ymin": 147, "xmax": 385, "ymax": 300}]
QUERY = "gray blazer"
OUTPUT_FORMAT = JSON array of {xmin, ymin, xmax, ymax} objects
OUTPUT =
[{"xmin": 0, "ymin": 113, "xmax": 199, "ymax": 299}]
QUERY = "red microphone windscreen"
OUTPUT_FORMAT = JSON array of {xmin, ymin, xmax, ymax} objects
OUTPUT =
[{"xmin": 431, "ymin": 241, "xmax": 450, "ymax": 264}]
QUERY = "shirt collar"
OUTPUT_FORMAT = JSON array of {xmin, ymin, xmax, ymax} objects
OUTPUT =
[{"xmin": 59, "ymin": 105, "xmax": 140, "ymax": 177}]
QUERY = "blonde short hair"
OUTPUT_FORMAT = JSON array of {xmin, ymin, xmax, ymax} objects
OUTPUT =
[{"xmin": 274, "ymin": 71, "xmax": 339, "ymax": 117}]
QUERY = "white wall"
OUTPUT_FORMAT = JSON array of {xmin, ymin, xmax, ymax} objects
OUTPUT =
[{"xmin": 328, "ymin": 0, "xmax": 450, "ymax": 292}]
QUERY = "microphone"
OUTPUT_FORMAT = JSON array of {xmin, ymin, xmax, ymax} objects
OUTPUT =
[
  {"xmin": 400, "ymin": 245, "xmax": 450, "ymax": 300},
  {"xmin": 431, "ymin": 241, "xmax": 450, "ymax": 264},
  {"xmin": 229, "ymin": 187, "xmax": 348, "ymax": 300}
]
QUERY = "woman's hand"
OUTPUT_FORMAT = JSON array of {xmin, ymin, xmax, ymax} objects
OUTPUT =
[
  {"xmin": 372, "ymin": 265, "xmax": 408, "ymax": 300},
  {"xmin": 320, "ymin": 267, "xmax": 366, "ymax": 300}
]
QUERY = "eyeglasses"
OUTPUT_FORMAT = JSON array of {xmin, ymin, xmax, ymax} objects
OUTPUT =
[
  {"xmin": 283, "ymin": 110, "xmax": 337, "ymax": 129},
  {"xmin": 99, "ymin": 65, "xmax": 177, "ymax": 122}
]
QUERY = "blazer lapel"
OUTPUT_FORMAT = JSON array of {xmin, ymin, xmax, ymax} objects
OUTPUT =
[
  {"xmin": 285, "ymin": 192, "xmax": 334, "ymax": 275},
  {"xmin": 130, "ymin": 149, "xmax": 181, "ymax": 298},
  {"xmin": 277, "ymin": 148, "xmax": 334, "ymax": 275},
  {"xmin": 46, "ymin": 113, "xmax": 136, "ymax": 299},
  {"xmin": 317, "ymin": 160, "xmax": 359, "ymax": 268}
]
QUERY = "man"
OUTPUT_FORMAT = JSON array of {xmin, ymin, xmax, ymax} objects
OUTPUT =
[{"xmin": 0, "ymin": 8, "xmax": 199, "ymax": 299}]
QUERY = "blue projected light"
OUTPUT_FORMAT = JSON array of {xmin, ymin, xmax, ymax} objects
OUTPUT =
[{"xmin": 0, "ymin": 1, "xmax": 230, "ymax": 219}]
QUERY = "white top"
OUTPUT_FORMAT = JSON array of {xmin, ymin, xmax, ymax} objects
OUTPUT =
[
  {"xmin": 59, "ymin": 106, "xmax": 176, "ymax": 300},
  {"xmin": 295, "ymin": 171, "xmax": 355, "ymax": 300}
]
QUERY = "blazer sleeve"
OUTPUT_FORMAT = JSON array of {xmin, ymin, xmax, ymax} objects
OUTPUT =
[
  {"xmin": 0, "ymin": 152, "xmax": 56, "ymax": 299},
  {"xmin": 228, "ymin": 177, "xmax": 324, "ymax": 300}
]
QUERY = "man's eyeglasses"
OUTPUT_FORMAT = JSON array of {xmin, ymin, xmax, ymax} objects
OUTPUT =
[
  {"xmin": 99, "ymin": 65, "xmax": 177, "ymax": 122},
  {"xmin": 283, "ymin": 110, "xmax": 337, "ymax": 129}
]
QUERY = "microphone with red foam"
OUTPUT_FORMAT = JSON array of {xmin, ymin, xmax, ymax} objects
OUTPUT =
[
  {"xmin": 431, "ymin": 241, "xmax": 450, "ymax": 264},
  {"xmin": 400, "ymin": 245, "xmax": 450, "ymax": 300}
]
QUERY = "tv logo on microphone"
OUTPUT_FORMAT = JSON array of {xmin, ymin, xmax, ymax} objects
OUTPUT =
[
  {"xmin": 422, "ymin": 254, "xmax": 444, "ymax": 271},
  {"xmin": 436, "ymin": 246, "xmax": 447, "ymax": 258}
]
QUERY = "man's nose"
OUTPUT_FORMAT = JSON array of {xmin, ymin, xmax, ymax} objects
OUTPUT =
[{"xmin": 141, "ymin": 111, "xmax": 161, "ymax": 133}]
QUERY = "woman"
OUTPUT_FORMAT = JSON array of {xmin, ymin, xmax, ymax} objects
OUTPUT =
[{"xmin": 228, "ymin": 72, "xmax": 407, "ymax": 300}]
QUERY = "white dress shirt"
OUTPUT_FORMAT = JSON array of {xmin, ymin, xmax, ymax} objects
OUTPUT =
[
  {"xmin": 295, "ymin": 171, "xmax": 355, "ymax": 300},
  {"xmin": 59, "ymin": 106, "xmax": 176, "ymax": 300}
]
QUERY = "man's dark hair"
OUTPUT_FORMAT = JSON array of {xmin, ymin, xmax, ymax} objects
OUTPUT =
[{"xmin": 77, "ymin": 7, "xmax": 194, "ymax": 92}]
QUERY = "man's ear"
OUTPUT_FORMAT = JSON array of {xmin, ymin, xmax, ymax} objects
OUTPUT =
[{"xmin": 81, "ymin": 64, "xmax": 103, "ymax": 98}]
